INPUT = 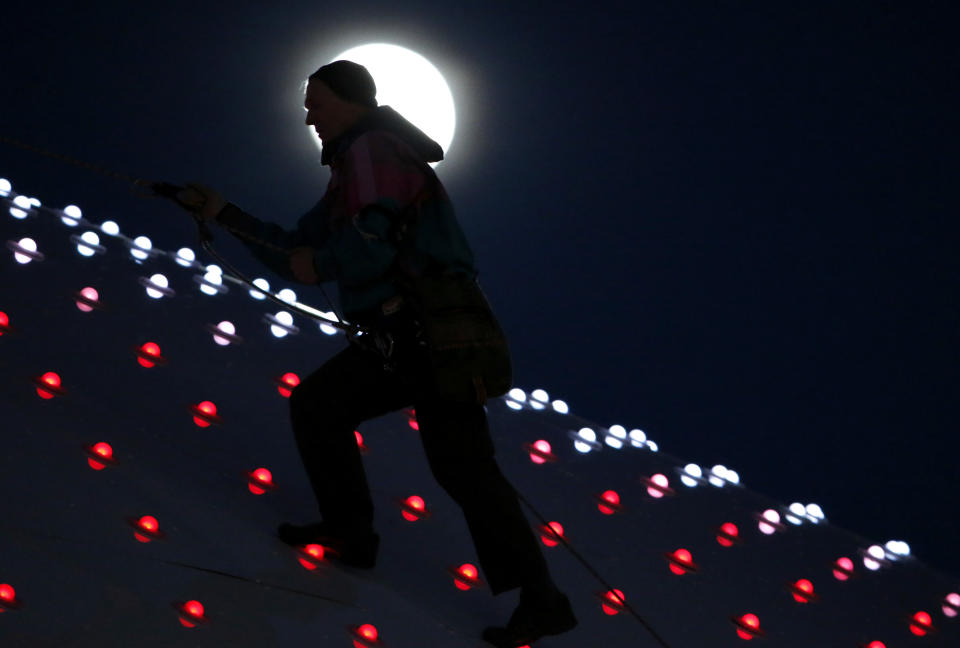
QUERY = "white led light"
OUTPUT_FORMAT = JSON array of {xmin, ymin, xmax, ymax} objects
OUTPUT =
[
  {"xmin": 574, "ymin": 427, "xmax": 597, "ymax": 454},
  {"xmin": 508, "ymin": 388, "xmax": 526, "ymax": 403},
  {"xmin": 131, "ymin": 236, "xmax": 153, "ymax": 261},
  {"xmin": 531, "ymin": 389, "xmax": 549, "ymax": 403},
  {"xmin": 506, "ymin": 400, "xmax": 523, "ymax": 411},
  {"xmin": 10, "ymin": 194, "xmax": 32, "ymax": 219},
  {"xmin": 76, "ymin": 231, "xmax": 101, "ymax": 257},
  {"xmin": 805, "ymin": 503, "xmax": 824, "ymax": 523},
  {"xmin": 725, "ymin": 469, "xmax": 740, "ymax": 485},
  {"xmin": 198, "ymin": 270, "xmax": 224, "ymax": 296},
  {"xmin": 552, "ymin": 399, "xmax": 569, "ymax": 415},
  {"xmin": 0, "ymin": 178, "xmax": 11, "ymax": 197},
  {"xmin": 864, "ymin": 544, "xmax": 885, "ymax": 571},
  {"xmin": 11, "ymin": 237, "xmax": 40, "ymax": 264},
  {"xmin": 213, "ymin": 320, "xmax": 238, "ymax": 346},
  {"xmin": 269, "ymin": 311, "xmax": 296, "ymax": 338},
  {"xmin": 944, "ymin": 592, "xmax": 960, "ymax": 618},
  {"xmin": 885, "ymin": 540, "xmax": 911, "ymax": 559},
  {"xmin": 319, "ymin": 312, "xmax": 339, "ymax": 335},
  {"xmin": 786, "ymin": 502, "xmax": 806, "ymax": 525},
  {"xmin": 100, "ymin": 220, "xmax": 120, "ymax": 236},
  {"xmin": 144, "ymin": 273, "xmax": 169, "ymax": 299},
  {"xmin": 278, "ymin": 288, "xmax": 297, "ymax": 305},
  {"xmin": 250, "ymin": 278, "xmax": 270, "ymax": 300},
  {"xmin": 175, "ymin": 247, "xmax": 196, "ymax": 267},
  {"xmin": 628, "ymin": 429, "xmax": 646, "ymax": 448},
  {"xmin": 605, "ymin": 425, "xmax": 626, "ymax": 449},
  {"xmin": 680, "ymin": 463, "xmax": 702, "ymax": 488},
  {"xmin": 758, "ymin": 509, "xmax": 781, "ymax": 535},
  {"xmin": 709, "ymin": 465, "xmax": 729, "ymax": 487},
  {"xmin": 646, "ymin": 440, "xmax": 659, "ymax": 452},
  {"xmin": 61, "ymin": 204, "xmax": 82, "ymax": 227}
]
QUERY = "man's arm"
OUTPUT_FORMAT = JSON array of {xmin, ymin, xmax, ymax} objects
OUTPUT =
[{"xmin": 215, "ymin": 200, "xmax": 323, "ymax": 284}]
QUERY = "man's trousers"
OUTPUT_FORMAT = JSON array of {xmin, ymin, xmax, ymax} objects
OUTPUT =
[{"xmin": 287, "ymin": 308, "xmax": 552, "ymax": 595}]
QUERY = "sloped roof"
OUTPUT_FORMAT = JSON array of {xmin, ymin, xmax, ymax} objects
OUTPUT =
[{"xmin": 1, "ymin": 181, "xmax": 957, "ymax": 647}]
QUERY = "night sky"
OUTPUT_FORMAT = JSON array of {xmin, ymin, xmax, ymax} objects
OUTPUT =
[{"xmin": 2, "ymin": 1, "xmax": 957, "ymax": 578}]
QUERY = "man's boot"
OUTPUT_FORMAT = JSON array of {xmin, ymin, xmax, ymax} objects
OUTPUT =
[{"xmin": 482, "ymin": 587, "xmax": 578, "ymax": 647}]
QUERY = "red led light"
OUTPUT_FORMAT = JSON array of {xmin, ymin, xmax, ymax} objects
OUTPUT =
[
  {"xmin": 717, "ymin": 522, "xmax": 740, "ymax": 547},
  {"xmin": 33, "ymin": 371, "xmax": 66, "ymax": 399},
  {"xmin": 190, "ymin": 400, "xmax": 221, "ymax": 427},
  {"xmin": 666, "ymin": 548, "xmax": 698, "ymax": 575},
  {"xmin": 524, "ymin": 439, "xmax": 556, "ymax": 464},
  {"xmin": 135, "ymin": 341, "xmax": 166, "ymax": 368},
  {"xmin": 449, "ymin": 563, "xmax": 482, "ymax": 591},
  {"xmin": 350, "ymin": 622, "xmax": 381, "ymax": 648},
  {"xmin": 0, "ymin": 583, "xmax": 23, "ymax": 612},
  {"xmin": 406, "ymin": 408, "xmax": 419, "ymax": 431},
  {"xmin": 643, "ymin": 473, "xmax": 674, "ymax": 498},
  {"xmin": 355, "ymin": 430, "xmax": 368, "ymax": 453},
  {"xmin": 84, "ymin": 441, "xmax": 117, "ymax": 470},
  {"xmin": 296, "ymin": 543, "xmax": 326, "ymax": 570},
  {"xmin": 539, "ymin": 521, "xmax": 565, "ymax": 547},
  {"xmin": 732, "ymin": 613, "xmax": 764, "ymax": 640},
  {"xmin": 910, "ymin": 611, "xmax": 933, "ymax": 636},
  {"xmin": 0, "ymin": 311, "xmax": 10, "ymax": 335},
  {"xmin": 595, "ymin": 490, "xmax": 623, "ymax": 515},
  {"xmin": 789, "ymin": 578, "xmax": 817, "ymax": 603},
  {"xmin": 399, "ymin": 495, "xmax": 430, "ymax": 522},
  {"xmin": 865, "ymin": 642, "xmax": 886, "ymax": 648},
  {"xmin": 833, "ymin": 556, "xmax": 855, "ymax": 581},
  {"xmin": 128, "ymin": 514, "xmax": 165, "ymax": 543},
  {"xmin": 276, "ymin": 372, "xmax": 300, "ymax": 398},
  {"xmin": 174, "ymin": 599, "xmax": 208, "ymax": 627},
  {"xmin": 247, "ymin": 467, "xmax": 277, "ymax": 495},
  {"xmin": 599, "ymin": 589, "xmax": 626, "ymax": 616}
]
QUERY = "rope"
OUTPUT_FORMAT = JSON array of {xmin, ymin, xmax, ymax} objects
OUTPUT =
[{"xmin": 0, "ymin": 134, "xmax": 139, "ymax": 184}]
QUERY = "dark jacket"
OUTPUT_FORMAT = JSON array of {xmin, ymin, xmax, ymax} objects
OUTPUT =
[{"xmin": 215, "ymin": 105, "xmax": 477, "ymax": 323}]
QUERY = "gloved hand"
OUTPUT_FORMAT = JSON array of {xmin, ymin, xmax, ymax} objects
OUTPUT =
[
  {"xmin": 289, "ymin": 246, "xmax": 319, "ymax": 284},
  {"xmin": 175, "ymin": 182, "xmax": 226, "ymax": 222}
]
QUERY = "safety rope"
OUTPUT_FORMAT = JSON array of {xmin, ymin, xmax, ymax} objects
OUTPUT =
[{"xmin": 1, "ymin": 133, "xmax": 672, "ymax": 646}]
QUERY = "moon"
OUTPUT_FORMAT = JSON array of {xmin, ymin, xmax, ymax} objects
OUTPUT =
[{"xmin": 321, "ymin": 44, "xmax": 456, "ymax": 166}]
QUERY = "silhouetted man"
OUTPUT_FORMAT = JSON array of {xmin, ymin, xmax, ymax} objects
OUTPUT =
[{"xmin": 175, "ymin": 60, "xmax": 577, "ymax": 647}]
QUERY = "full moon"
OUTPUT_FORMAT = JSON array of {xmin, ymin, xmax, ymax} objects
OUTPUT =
[{"xmin": 320, "ymin": 44, "xmax": 456, "ymax": 165}]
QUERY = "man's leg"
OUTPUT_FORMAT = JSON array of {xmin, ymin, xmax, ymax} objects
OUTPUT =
[
  {"xmin": 288, "ymin": 342, "xmax": 413, "ymax": 531},
  {"xmin": 414, "ymin": 396, "xmax": 556, "ymax": 595}
]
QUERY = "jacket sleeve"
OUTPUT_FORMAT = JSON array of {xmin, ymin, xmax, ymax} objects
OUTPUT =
[
  {"xmin": 215, "ymin": 199, "xmax": 323, "ymax": 284},
  {"xmin": 317, "ymin": 131, "xmax": 431, "ymax": 286}
]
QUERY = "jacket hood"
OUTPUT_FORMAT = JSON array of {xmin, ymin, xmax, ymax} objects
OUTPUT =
[{"xmin": 321, "ymin": 105, "xmax": 444, "ymax": 166}]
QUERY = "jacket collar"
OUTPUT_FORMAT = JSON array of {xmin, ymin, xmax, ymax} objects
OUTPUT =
[{"xmin": 321, "ymin": 105, "xmax": 444, "ymax": 167}]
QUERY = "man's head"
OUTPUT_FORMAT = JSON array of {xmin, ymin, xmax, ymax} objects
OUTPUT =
[{"xmin": 304, "ymin": 60, "xmax": 378, "ymax": 144}]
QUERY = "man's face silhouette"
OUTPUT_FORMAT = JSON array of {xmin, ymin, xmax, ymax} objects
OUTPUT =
[{"xmin": 304, "ymin": 80, "xmax": 369, "ymax": 144}]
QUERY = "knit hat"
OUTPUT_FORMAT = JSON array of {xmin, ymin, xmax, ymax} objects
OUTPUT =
[{"xmin": 308, "ymin": 60, "xmax": 378, "ymax": 108}]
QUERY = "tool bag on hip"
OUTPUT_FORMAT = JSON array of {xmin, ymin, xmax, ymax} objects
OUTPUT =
[
  {"xmin": 382, "ymin": 171, "xmax": 512, "ymax": 406},
  {"xmin": 394, "ymin": 271, "xmax": 513, "ymax": 405}
]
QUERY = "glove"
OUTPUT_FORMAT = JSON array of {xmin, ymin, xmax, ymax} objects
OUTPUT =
[{"xmin": 175, "ymin": 182, "xmax": 226, "ymax": 222}]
